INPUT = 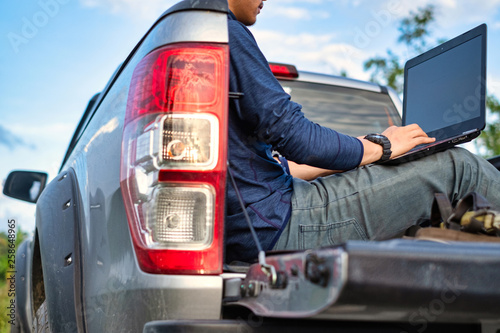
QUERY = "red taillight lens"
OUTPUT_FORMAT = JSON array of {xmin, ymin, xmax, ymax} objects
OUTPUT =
[
  {"xmin": 269, "ymin": 62, "xmax": 299, "ymax": 79},
  {"xmin": 121, "ymin": 43, "xmax": 228, "ymax": 274}
]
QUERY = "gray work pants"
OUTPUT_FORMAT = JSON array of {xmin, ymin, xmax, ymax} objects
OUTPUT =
[{"xmin": 273, "ymin": 148, "xmax": 500, "ymax": 251}]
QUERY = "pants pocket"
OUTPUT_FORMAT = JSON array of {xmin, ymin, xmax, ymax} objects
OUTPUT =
[{"xmin": 298, "ymin": 219, "xmax": 367, "ymax": 250}]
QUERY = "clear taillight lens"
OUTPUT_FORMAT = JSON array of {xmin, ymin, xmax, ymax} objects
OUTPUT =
[
  {"xmin": 121, "ymin": 43, "xmax": 228, "ymax": 274},
  {"xmin": 135, "ymin": 114, "xmax": 218, "ymax": 170},
  {"xmin": 148, "ymin": 185, "xmax": 214, "ymax": 249}
]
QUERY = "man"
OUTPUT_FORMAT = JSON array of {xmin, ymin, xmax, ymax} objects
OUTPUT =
[{"xmin": 225, "ymin": 0, "xmax": 500, "ymax": 263}]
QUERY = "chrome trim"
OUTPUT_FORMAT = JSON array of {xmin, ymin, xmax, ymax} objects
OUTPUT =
[
  {"xmin": 233, "ymin": 240, "xmax": 500, "ymax": 323},
  {"xmin": 295, "ymin": 71, "xmax": 382, "ymax": 93},
  {"xmin": 139, "ymin": 11, "xmax": 228, "ymax": 58},
  {"xmin": 234, "ymin": 248, "xmax": 347, "ymax": 318},
  {"xmin": 386, "ymin": 86, "xmax": 403, "ymax": 116}
]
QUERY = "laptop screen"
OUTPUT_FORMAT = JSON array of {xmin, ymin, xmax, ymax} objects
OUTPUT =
[{"xmin": 403, "ymin": 24, "xmax": 486, "ymax": 141}]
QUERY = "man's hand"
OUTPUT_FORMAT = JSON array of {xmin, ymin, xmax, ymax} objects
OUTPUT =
[
  {"xmin": 382, "ymin": 124, "xmax": 435, "ymax": 158},
  {"xmin": 359, "ymin": 124, "xmax": 435, "ymax": 165}
]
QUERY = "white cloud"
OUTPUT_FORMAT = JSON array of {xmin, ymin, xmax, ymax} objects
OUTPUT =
[
  {"xmin": 2, "ymin": 122, "xmax": 75, "ymax": 180},
  {"xmin": 273, "ymin": 6, "xmax": 312, "ymax": 20},
  {"xmin": 263, "ymin": 5, "xmax": 330, "ymax": 20},
  {"xmin": 9, "ymin": 122, "xmax": 74, "ymax": 142},
  {"xmin": 0, "ymin": 123, "xmax": 35, "ymax": 150},
  {"xmin": 0, "ymin": 197, "xmax": 36, "ymax": 233},
  {"xmin": 271, "ymin": 0, "xmax": 324, "ymax": 4},
  {"xmin": 489, "ymin": 74, "xmax": 500, "ymax": 97},
  {"xmin": 252, "ymin": 29, "xmax": 371, "ymax": 80},
  {"xmin": 79, "ymin": 0, "xmax": 178, "ymax": 21},
  {"xmin": 0, "ymin": 175, "xmax": 36, "ymax": 233},
  {"xmin": 384, "ymin": 0, "xmax": 500, "ymax": 29},
  {"xmin": 254, "ymin": 30, "xmax": 337, "ymax": 49}
]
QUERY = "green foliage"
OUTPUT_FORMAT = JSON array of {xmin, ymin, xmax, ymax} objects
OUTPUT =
[
  {"xmin": 364, "ymin": 51, "xmax": 404, "ymax": 93},
  {"xmin": 0, "ymin": 236, "xmax": 7, "ymax": 282},
  {"xmin": 398, "ymin": 5, "xmax": 436, "ymax": 54},
  {"xmin": 0, "ymin": 282, "xmax": 10, "ymax": 333},
  {"xmin": 364, "ymin": 5, "xmax": 437, "ymax": 94},
  {"xmin": 363, "ymin": 5, "xmax": 500, "ymax": 158},
  {"xmin": 0, "ymin": 229, "xmax": 28, "ymax": 281},
  {"xmin": 476, "ymin": 95, "xmax": 500, "ymax": 157},
  {"xmin": 0, "ymin": 228, "xmax": 28, "ymax": 333}
]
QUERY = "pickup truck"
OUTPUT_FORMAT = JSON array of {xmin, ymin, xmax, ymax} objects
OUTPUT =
[{"xmin": 4, "ymin": 1, "xmax": 500, "ymax": 332}]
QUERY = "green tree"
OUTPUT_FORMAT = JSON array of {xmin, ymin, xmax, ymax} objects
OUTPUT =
[
  {"xmin": 477, "ymin": 95, "xmax": 500, "ymax": 157},
  {"xmin": 0, "ymin": 228, "xmax": 28, "ymax": 332},
  {"xmin": 0, "ymin": 234, "xmax": 7, "ymax": 282},
  {"xmin": 363, "ymin": 5, "xmax": 500, "ymax": 157},
  {"xmin": 0, "ymin": 228, "xmax": 28, "ymax": 281},
  {"xmin": 364, "ymin": 5, "xmax": 438, "ymax": 94},
  {"xmin": 364, "ymin": 50, "xmax": 404, "ymax": 94},
  {"xmin": 397, "ymin": 5, "xmax": 437, "ymax": 54}
]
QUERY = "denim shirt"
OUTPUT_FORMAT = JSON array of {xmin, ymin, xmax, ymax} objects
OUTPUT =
[{"xmin": 225, "ymin": 11, "xmax": 363, "ymax": 263}]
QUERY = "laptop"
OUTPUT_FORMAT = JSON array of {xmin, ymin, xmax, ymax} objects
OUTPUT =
[{"xmin": 387, "ymin": 23, "xmax": 487, "ymax": 165}]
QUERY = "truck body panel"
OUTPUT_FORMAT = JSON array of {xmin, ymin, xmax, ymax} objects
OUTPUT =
[{"xmin": 4, "ymin": 1, "xmax": 499, "ymax": 332}]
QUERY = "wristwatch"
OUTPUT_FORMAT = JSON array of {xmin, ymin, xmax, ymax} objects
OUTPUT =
[{"xmin": 363, "ymin": 133, "xmax": 392, "ymax": 163}]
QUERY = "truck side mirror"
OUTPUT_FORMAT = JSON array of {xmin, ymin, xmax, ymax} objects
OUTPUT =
[{"xmin": 3, "ymin": 171, "xmax": 48, "ymax": 203}]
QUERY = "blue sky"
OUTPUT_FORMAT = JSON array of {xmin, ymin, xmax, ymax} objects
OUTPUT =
[{"xmin": 1, "ymin": 0, "xmax": 500, "ymax": 233}]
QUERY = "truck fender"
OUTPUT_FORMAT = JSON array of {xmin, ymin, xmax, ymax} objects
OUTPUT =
[
  {"xmin": 13, "ymin": 238, "xmax": 33, "ymax": 332},
  {"xmin": 35, "ymin": 167, "xmax": 84, "ymax": 332}
]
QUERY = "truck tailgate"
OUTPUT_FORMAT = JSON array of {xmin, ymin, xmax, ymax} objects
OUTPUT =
[{"xmin": 232, "ymin": 239, "xmax": 500, "ymax": 324}]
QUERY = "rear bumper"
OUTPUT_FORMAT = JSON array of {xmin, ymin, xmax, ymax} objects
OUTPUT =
[
  {"xmin": 233, "ymin": 239, "xmax": 500, "ymax": 323},
  {"xmin": 143, "ymin": 318, "xmax": 484, "ymax": 333},
  {"xmin": 143, "ymin": 320, "xmax": 247, "ymax": 333}
]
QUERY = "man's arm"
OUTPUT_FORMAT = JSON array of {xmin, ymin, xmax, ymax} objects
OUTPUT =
[
  {"xmin": 288, "ymin": 124, "xmax": 435, "ymax": 180},
  {"xmin": 287, "ymin": 161, "xmax": 341, "ymax": 181}
]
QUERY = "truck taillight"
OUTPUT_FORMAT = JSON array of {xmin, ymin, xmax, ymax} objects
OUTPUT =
[
  {"xmin": 121, "ymin": 43, "xmax": 228, "ymax": 274},
  {"xmin": 269, "ymin": 62, "xmax": 299, "ymax": 79}
]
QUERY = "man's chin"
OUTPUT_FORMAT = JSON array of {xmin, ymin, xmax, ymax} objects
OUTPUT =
[{"xmin": 244, "ymin": 18, "xmax": 258, "ymax": 26}]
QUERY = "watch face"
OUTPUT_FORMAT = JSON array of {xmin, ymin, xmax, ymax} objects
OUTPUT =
[
  {"xmin": 365, "ymin": 134, "xmax": 391, "ymax": 153},
  {"xmin": 366, "ymin": 134, "xmax": 383, "ymax": 142}
]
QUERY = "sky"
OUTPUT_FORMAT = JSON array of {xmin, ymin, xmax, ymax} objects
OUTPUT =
[{"xmin": 1, "ymin": 0, "xmax": 500, "ymax": 233}]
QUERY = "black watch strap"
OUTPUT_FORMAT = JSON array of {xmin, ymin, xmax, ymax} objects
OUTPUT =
[{"xmin": 364, "ymin": 133, "xmax": 392, "ymax": 163}]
